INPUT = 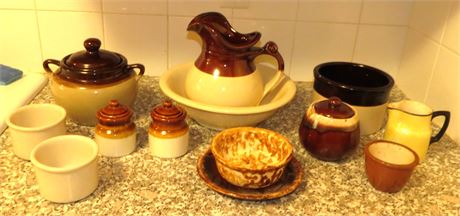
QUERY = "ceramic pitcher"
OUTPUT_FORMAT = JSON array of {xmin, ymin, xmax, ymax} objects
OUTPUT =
[
  {"xmin": 185, "ymin": 12, "xmax": 285, "ymax": 107},
  {"xmin": 383, "ymin": 100, "xmax": 450, "ymax": 161}
]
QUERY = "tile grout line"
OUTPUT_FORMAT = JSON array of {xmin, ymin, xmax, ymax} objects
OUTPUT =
[
  {"xmin": 422, "ymin": 1, "xmax": 453, "ymax": 103},
  {"xmin": 287, "ymin": 0, "xmax": 301, "ymax": 78},
  {"xmin": 33, "ymin": 0, "xmax": 44, "ymax": 70},
  {"xmin": 100, "ymin": 0, "xmax": 106, "ymax": 49},
  {"xmin": 166, "ymin": 0, "xmax": 170, "ymax": 71},
  {"xmin": 350, "ymin": 0, "xmax": 365, "ymax": 63}
]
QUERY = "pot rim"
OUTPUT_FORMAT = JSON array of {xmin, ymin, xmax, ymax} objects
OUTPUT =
[{"xmin": 364, "ymin": 140, "xmax": 419, "ymax": 169}]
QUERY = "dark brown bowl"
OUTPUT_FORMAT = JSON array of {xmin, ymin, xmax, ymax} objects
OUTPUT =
[
  {"xmin": 364, "ymin": 140, "xmax": 419, "ymax": 193},
  {"xmin": 313, "ymin": 62, "xmax": 394, "ymax": 106}
]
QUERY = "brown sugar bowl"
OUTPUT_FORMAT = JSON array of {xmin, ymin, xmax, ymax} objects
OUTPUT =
[{"xmin": 211, "ymin": 127, "xmax": 293, "ymax": 189}]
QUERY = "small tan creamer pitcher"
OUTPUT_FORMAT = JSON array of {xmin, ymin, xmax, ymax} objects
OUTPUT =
[{"xmin": 383, "ymin": 100, "xmax": 450, "ymax": 162}]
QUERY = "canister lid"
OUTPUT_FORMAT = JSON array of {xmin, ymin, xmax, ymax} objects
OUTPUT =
[
  {"xmin": 314, "ymin": 97, "xmax": 354, "ymax": 119},
  {"xmin": 96, "ymin": 100, "xmax": 133, "ymax": 126},
  {"xmin": 56, "ymin": 38, "xmax": 132, "ymax": 85},
  {"xmin": 65, "ymin": 38, "xmax": 124, "ymax": 70},
  {"xmin": 151, "ymin": 100, "xmax": 186, "ymax": 123}
]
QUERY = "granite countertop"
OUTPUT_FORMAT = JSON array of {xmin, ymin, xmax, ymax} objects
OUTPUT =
[{"xmin": 1, "ymin": 76, "xmax": 459, "ymax": 215}]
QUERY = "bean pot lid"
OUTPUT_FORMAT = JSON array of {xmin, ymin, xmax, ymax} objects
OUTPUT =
[
  {"xmin": 314, "ymin": 97, "xmax": 355, "ymax": 119},
  {"xmin": 58, "ymin": 38, "xmax": 129, "ymax": 84},
  {"xmin": 151, "ymin": 100, "xmax": 186, "ymax": 123},
  {"xmin": 97, "ymin": 100, "xmax": 133, "ymax": 126}
]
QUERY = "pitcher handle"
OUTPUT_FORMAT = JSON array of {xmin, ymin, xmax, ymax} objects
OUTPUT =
[
  {"xmin": 127, "ymin": 63, "xmax": 145, "ymax": 82},
  {"xmin": 262, "ymin": 41, "xmax": 284, "ymax": 72},
  {"xmin": 430, "ymin": 111, "xmax": 450, "ymax": 144}
]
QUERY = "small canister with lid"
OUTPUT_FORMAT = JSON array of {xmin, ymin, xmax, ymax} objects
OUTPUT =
[
  {"xmin": 149, "ymin": 100, "xmax": 189, "ymax": 158},
  {"xmin": 94, "ymin": 100, "xmax": 137, "ymax": 157}
]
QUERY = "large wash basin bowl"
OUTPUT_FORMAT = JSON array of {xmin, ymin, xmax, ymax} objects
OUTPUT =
[{"xmin": 159, "ymin": 63, "xmax": 296, "ymax": 130}]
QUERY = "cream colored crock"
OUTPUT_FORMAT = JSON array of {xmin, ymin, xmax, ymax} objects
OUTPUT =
[{"xmin": 43, "ymin": 38, "xmax": 144, "ymax": 126}]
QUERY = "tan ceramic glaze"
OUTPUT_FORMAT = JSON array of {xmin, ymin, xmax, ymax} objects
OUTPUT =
[
  {"xmin": 30, "ymin": 135, "xmax": 99, "ymax": 203},
  {"xmin": 211, "ymin": 127, "xmax": 293, "ymax": 189},
  {"xmin": 185, "ymin": 66, "xmax": 265, "ymax": 107},
  {"xmin": 364, "ymin": 140, "xmax": 418, "ymax": 193},
  {"xmin": 197, "ymin": 149, "xmax": 302, "ymax": 200},
  {"xmin": 50, "ymin": 74, "xmax": 138, "ymax": 126},
  {"xmin": 160, "ymin": 63, "xmax": 296, "ymax": 130},
  {"xmin": 6, "ymin": 104, "xmax": 66, "ymax": 160}
]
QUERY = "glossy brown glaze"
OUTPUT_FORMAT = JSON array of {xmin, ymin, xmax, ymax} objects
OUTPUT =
[
  {"xmin": 299, "ymin": 118, "xmax": 360, "ymax": 161},
  {"xmin": 43, "ymin": 38, "xmax": 144, "ymax": 85},
  {"xmin": 298, "ymin": 98, "xmax": 360, "ymax": 161},
  {"xmin": 96, "ymin": 100, "xmax": 135, "ymax": 138},
  {"xmin": 187, "ymin": 12, "xmax": 284, "ymax": 77},
  {"xmin": 364, "ymin": 140, "xmax": 419, "ymax": 193},
  {"xmin": 197, "ymin": 149, "xmax": 303, "ymax": 200},
  {"xmin": 313, "ymin": 62, "xmax": 394, "ymax": 106},
  {"xmin": 149, "ymin": 100, "xmax": 188, "ymax": 138}
]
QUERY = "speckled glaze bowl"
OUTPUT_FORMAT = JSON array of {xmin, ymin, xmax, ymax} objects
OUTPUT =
[
  {"xmin": 159, "ymin": 63, "xmax": 296, "ymax": 130},
  {"xmin": 211, "ymin": 127, "xmax": 293, "ymax": 189}
]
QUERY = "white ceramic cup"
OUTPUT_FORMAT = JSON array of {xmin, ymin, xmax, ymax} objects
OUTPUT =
[
  {"xmin": 30, "ymin": 135, "xmax": 99, "ymax": 203},
  {"xmin": 6, "ymin": 103, "xmax": 67, "ymax": 160}
]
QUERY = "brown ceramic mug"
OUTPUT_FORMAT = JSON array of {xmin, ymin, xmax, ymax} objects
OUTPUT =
[{"xmin": 364, "ymin": 140, "xmax": 419, "ymax": 193}]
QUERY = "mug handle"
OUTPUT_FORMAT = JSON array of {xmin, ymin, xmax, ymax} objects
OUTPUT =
[
  {"xmin": 127, "ymin": 64, "xmax": 145, "ymax": 82},
  {"xmin": 43, "ymin": 59, "xmax": 60, "ymax": 73},
  {"xmin": 430, "ymin": 111, "xmax": 450, "ymax": 144}
]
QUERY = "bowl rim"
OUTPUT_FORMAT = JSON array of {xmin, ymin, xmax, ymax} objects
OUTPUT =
[
  {"xmin": 159, "ymin": 62, "xmax": 296, "ymax": 115},
  {"xmin": 211, "ymin": 127, "xmax": 293, "ymax": 172},
  {"xmin": 313, "ymin": 61, "xmax": 395, "ymax": 92},
  {"xmin": 364, "ymin": 140, "xmax": 419, "ymax": 169}
]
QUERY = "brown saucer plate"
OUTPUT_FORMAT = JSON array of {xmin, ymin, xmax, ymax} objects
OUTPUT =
[{"xmin": 197, "ymin": 149, "xmax": 303, "ymax": 200}]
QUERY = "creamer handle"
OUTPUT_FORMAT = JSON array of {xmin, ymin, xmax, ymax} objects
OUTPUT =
[{"xmin": 430, "ymin": 111, "xmax": 450, "ymax": 144}]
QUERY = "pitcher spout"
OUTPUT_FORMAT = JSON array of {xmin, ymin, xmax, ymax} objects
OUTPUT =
[{"xmin": 187, "ymin": 12, "xmax": 261, "ymax": 51}]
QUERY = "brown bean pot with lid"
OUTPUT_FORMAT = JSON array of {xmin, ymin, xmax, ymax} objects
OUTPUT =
[
  {"xmin": 43, "ymin": 38, "xmax": 145, "ymax": 126},
  {"xmin": 298, "ymin": 97, "xmax": 360, "ymax": 161}
]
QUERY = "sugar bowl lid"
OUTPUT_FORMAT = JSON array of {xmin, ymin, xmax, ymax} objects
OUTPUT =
[
  {"xmin": 97, "ymin": 100, "xmax": 133, "ymax": 126},
  {"xmin": 313, "ymin": 97, "xmax": 355, "ymax": 119},
  {"xmin": 151, "ymin": 100, "xmax": 186, "ymax": 123}
]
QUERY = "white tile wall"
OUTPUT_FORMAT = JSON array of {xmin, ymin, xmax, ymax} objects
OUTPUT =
[
  {"xmin": 233, "ymin": 0, "xmax": 297, "ymax": 20},
  {"xmin": 0, "ymin": 10, "xmax": 42, "ymax": 72},
  {"xmin": 425, "ymin": 47, "xmax": 459, "ymax": 142},
  {"xmin": 353, "ymin": 25, "xmax": 407, "ymax": 77},
  {"xmin": 104, "ymin": 14, "xmax": 167, "ymax": 76},
  {"xmin": 398, "ymin": 29, "xmax": 438, "ymax": 102},
  {"xmin": 0, "ymin": 0, "xmax": 34, "ymax": 9},
  {"xmin": 0, "ymin": 0, "xmax": 458, "ymax": 141},
  {"xmin": 291, "ymin": 22, "xmax": 357, "ymax": 81},
  {"xmin": 442, "ymin": 1, "xmax": 460, "ymax": 54},
  {"xmin": 35, "ymin": 0, "xmax": 101, "ymax": 12},
  {"xmin": 409, "ymin": 0, "xmax": 451, "ymax": 43},
  {"xmin": 360, "ymin": 0, "xmax": 412, "ymax": 25},
  {"xmin": 297, "ymin": 0, "xmax": 362, "ymax": 23},
  {"xmin": 102, "ymin": 0, "xmax": 167, "ymax": 15},
  {"xmin": 37, "ymin": 11, "xmax": 104, "ymax": 60}
]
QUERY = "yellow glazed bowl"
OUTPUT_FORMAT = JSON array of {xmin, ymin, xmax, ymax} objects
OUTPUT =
[
  {"xmin": 159, "ymin": 63, "xmax": 296, "ymax": 130},
  {"xmin": 211, "ymin": 127, "xmax": 293, "ymax": 189}
]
